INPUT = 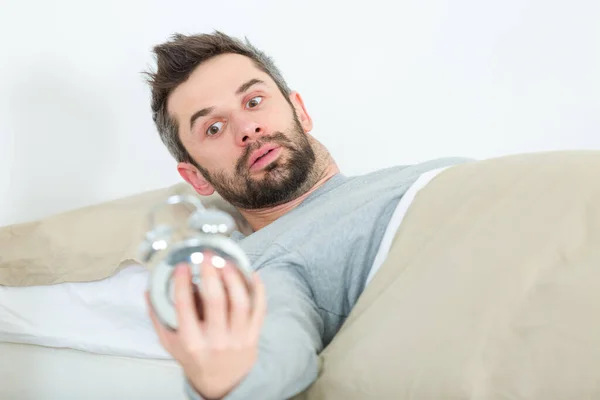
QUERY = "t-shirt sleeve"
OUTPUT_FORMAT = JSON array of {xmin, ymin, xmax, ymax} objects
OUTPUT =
[{"xmin": 184, "ymin": 256, "xmax": 324, "ymax": 400}]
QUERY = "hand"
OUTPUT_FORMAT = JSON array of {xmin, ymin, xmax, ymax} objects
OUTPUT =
[{"xmin": 146, "ymin": 255, "xmax": 266, "ymax": 399}]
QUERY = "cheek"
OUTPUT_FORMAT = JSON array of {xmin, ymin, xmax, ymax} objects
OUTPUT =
[
  {"xmin": 204, "ymin": 145, "xmax": 245, "ymax": 172},
  {"xmin": 185, "ymin": 133, "xmax": 240, "ymax": 168},
  {"xmin": 261, "ymin": 104, "xmax": 293, "ymax": 130}
]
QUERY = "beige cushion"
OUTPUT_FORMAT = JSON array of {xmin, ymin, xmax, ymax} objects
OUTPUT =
[
  {"xmin": 295, "ymin": 150, "xmax": 600, "ymax": 400},
  {"xmin": 0, "ymin": 183, "xmax": 251, "ymax": 287}
]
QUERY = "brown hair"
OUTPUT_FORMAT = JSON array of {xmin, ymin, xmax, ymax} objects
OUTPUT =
[{"xmin": 144, "ymin": 31, "xmax": 293, "ymax": 167}]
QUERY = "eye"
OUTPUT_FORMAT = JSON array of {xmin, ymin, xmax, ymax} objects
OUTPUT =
[
  {"xmin": 246, "ymin": 96, "xmax": 263, "ymax": 109},
  {"xmin": 206, "ymin": 121, "xmax": 224, "ymax": 136}
]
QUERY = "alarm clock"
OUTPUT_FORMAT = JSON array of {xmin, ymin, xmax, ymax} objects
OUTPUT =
[{"xmin": 138, "ymin": 194, "xmax": 252, "ymax": 330}]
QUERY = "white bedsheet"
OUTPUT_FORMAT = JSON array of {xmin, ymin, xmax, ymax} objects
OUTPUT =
[
  {"xmin": 0, "ymin": 341, "xmax": 186, "ymax": 400},
  {"xmin": 0, "ymin": 264, "xmax": 169, "ymax": 359}
]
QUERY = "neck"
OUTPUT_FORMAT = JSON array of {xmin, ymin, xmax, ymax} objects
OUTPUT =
[{"xmin": 239, "ymin": 162, "xmax": 340, "ymax": 231}]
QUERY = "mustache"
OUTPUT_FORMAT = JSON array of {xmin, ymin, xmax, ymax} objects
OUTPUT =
[{"xmin": 236, "ymin": 132, "xmax": 293, "ymax": 173}]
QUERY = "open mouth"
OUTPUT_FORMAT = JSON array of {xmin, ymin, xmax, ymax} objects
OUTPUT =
[
  {"xmin": 249, "ymin": 146, "xmax": 282, "ymax": 171},
  {"xmin": 253, "ymin": 149, "xmax": 274, "ymax": 164}
]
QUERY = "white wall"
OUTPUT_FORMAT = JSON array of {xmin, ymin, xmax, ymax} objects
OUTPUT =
[{"xmin": 1, "ymin": 0, "xmax": 598, "ymax": 227}]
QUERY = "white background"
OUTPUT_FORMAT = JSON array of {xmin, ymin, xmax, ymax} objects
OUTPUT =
[{"xmin": 0, "ymin": 0, "xmax": 598, "ymax": 227}]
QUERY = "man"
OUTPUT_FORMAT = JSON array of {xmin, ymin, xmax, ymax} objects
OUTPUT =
[{"xmin": 144, "ymin": 31, "xmax": 468, "ymax": 399}]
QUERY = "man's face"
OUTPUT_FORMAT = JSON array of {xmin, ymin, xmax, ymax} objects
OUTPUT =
[{"xmin": 167, "ymin": 53, "xmax": 316, "ymax": 209}]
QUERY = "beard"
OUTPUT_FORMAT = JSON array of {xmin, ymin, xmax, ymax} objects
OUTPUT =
[{"xmin": 196, "ymin": 112, "xmax": 317, "ymax": 210}]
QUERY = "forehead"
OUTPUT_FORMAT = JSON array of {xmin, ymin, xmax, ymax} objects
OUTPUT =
[{"xmin": 167, "ymin": 53, "xmax": 274, "ymax": 119}]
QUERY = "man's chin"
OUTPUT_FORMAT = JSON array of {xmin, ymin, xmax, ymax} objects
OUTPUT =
[{"xmin": 248, "ymin": 163, "xmax": 287, "ymax": 181}]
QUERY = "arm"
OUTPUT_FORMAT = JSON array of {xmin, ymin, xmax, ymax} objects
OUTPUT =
[
  {"xmin": 146, "ymin": 255, "xmax": 324, "ymax": 400},
  {"xmin": 185, "ymin": 260, "xmax": 324, "ymax": 399}
]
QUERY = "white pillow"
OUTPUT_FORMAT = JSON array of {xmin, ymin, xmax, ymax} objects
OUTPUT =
[{"xmin": 0, "ymin": 264, "xmax": 171, "ymax": 359}]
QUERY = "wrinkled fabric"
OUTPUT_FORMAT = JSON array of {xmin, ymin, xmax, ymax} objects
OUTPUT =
[{"xmin": 297, "ymin": 150, "xmax": 600, "ymax": 400}]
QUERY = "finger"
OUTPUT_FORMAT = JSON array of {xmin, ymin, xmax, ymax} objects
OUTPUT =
[
  {"xmin": 173, "ymin": 263, "xmax": 204, "ymax": 344},
  {"xmin": 221, "ymin": 263, "xmax": 251, "ymax": 334},
  {"xmin": 145, "ymin": 291, "xmax": 176, "ymax": 352},
  {"xmin": 201, "ymin": 259, "xmax": 228, "ymax": 340},
  {"xmin": 249, "ymin": 272, "xmax": 267, "ymax": 340}
]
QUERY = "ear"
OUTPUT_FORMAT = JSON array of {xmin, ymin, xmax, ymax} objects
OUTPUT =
[
  {"xmin": 289, "ymin": 91, "xmax": 313, "ymax": 134},
  {"xmin": 177, "ymin": 162, "xmax": 215, "ymax": 196}
]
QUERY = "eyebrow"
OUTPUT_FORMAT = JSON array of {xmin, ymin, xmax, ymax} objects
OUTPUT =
[
  {"xmin": 236, "ymin": 78, "xmax": 265, "ymax": 95},
  {"xmin": 189, "ymin": 107, "xmax": 215, "ymax": 131},
  {"xmin": 189, "ymin": 78, "xmax": 265, "ymax": 132}
]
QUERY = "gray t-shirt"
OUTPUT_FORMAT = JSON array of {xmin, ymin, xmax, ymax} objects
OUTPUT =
[{"xmin": 186, "ymin": 157, "xmax": 469, "ymax": 400}]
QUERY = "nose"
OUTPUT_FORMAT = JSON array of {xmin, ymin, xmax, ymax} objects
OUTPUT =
[{"xmin": 233, "ymin": 115, "xmax": 265, "ymax": 146}]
